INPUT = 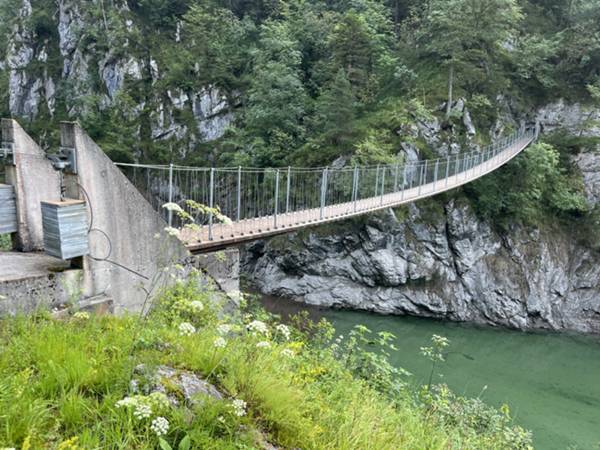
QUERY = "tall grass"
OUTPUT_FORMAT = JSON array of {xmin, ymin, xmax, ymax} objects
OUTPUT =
[{"xmin": 0, "ymin": 276, "xmax": 532, "ymax": 449}]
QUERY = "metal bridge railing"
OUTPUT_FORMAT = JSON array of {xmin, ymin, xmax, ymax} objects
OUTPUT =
[{"xmin": 116, "ymin": 128, "xmax": 535, "ymax": 248}]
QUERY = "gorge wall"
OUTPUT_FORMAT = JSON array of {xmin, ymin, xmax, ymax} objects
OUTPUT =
[{"xmin": 243, "ymin": 103, "xmax": 600, "ymax": 334}]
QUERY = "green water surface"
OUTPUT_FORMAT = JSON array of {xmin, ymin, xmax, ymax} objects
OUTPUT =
[{"xmin": 258, "ymin": 296, "xmax": 600, "ymax": 450}]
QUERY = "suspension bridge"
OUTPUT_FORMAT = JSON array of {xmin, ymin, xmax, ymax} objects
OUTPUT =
[
  {"xmin": 0, "ymin": 119, "xmax": 535, "ymax": 314},
  {"xmin": 117, "ymin": 128, "xmax": 536, "ymax": 252}
]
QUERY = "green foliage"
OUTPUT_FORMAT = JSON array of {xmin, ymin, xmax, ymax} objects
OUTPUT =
[
  {"xmin": 467, "ymin": 142, "xmax": 588, "ymax": 226},
  {"xmin": 0, "ymin": 233, "xmax": 11, "ymax": 251},
  {"xmin": 421, "ymin": 384, "xmax": 534, "ymax": 450},
  {"xmin": 1, "ymin": 0, "xmax": 598, "ymax": 238},
  {"xmin": 0, "ymin": 280, "xmax": 531, "ymax": 449}
]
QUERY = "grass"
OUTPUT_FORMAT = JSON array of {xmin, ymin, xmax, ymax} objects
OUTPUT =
[
  {"xmin": 0, "ymin": 233, "xmax": 11, "ymax": 251},
  {"xmin": 0, "ymin": 272, "xmax": 533, "ymax": 449}
]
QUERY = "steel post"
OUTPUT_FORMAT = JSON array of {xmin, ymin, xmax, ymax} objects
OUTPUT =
[
  {"xmin": 167, "ymin": 163, "xmax": 174, "ymax": 227},
  {"xmin": 285, "ymin": 166, "xmax": 291, "ymax": 213},
  {"xmin": 401, "ymin": 165, "xmax": 407, "ymax": 200},
  {"xmin": 237, "ymin": 166, "xmax": 241, "ymax": 222},
  {"xmin": 274, "ymin": 169, "xmax": 280, "ymax": 228},
  {"xmin": 380, "ymin": 168, "xmax": 386, "ymax": 205},
  {"xmin": 208, "ymin": 167, "xmax": 214, "ymax": 241},
  {"xmin": 353, "ymin": 167, "xmax": 359, "ymax": 212},
  {"xmin": 320, "ymin": 167, "xmax": 328, "ymax": 219}
]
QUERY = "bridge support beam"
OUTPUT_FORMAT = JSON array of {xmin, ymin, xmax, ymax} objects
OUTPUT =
[{"xmin": 1, "ymin": 119, "xmax": 61, "ymax": 251}]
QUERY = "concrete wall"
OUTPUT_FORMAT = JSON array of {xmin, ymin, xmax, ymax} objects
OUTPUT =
[
  {"xmin": 59, "ymin": 121, "xmax": 193, "ymax": 313},
  {"xmin": 0, "ymin": 252, "xmax": 82, "ymax": 315},
  {"xmin": 1, "ymin": 119, "xmax": 61, "ymax": 251},
  {"xmin": 0, "ymin": 119, "xmax": 240, "ymax": 316}
]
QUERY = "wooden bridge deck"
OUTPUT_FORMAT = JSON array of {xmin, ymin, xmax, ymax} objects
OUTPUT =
[{"xmin": 181, "ymin": 135, "xmax": 533, "ymax": 252}]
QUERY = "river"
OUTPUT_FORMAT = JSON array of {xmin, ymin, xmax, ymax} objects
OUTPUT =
[{"xmin": 257, "ymin": 294, "xmax": 600, "ymax": 450}]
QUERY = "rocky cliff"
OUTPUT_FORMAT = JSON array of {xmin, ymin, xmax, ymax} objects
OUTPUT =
[
  {"xmin": 2, "ymin": 0, "xmax": 235, "ymax": 151},
  {"xmin": 243, "ymin": 102, "xmax": 600, "ymax": 334}
]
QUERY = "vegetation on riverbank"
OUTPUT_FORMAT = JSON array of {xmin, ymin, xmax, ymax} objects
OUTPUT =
[{"xmin": 0, "ymin": 274, "xmax": 532, "ymax": 449}]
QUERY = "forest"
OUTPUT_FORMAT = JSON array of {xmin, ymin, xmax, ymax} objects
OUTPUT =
[{"xmin": 0, "ymin": 0, "xmax": 598, "ymax": 230}]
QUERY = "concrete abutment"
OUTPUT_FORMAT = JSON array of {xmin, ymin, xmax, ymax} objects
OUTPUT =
[{"xmin": 0, "ymin": 120, "xmax": 239, "ymax": 315}]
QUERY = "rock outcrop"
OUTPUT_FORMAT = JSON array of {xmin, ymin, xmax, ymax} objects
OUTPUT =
[
  {"xmin": 243, "ymin": 101, "xmax": 600, "ymax": 334},
  {"xmin": 243, "ymin": 201, "xmax": 600, "ymax": 333},
  {"xmin": 2, "ymin": 0, "xmax": 235, "ymax": 143}
]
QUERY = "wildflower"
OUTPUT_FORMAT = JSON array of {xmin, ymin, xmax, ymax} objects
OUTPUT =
[
  {"xmin": 232, "ymin": 399, "xmax": 247, "ymax": 417},
  {"xmin": 133, "ymin": 404, "xmax": 152, "ymax": 420},
  {"xmin": 190, "ymin": 300, "xmax": 204, "ymax": 312},
  {"xmin": 162, "ymin": 202, "xmax": 184, "ymax": 213},
  {"xmin": 217, "ymin": 324, "xmax": 231, "ymax": 335},
  {"xmin": 256, "ymin": 341, "xmax": 271, "ymax": 349},
  {"xmin": 178, "ymin": 322, "xmax": 196, "ymax": 336},
  {"xmin": 150, "ymin": 416, "xmax": 169, "ymax": 436},
  {"xmin": 247, "ymin": 320, "xmax": 268, "ymax": 335},
  {"xmin": 275, "ymin": 324, "xmax": 291, "ymax": 340},
  {"xmin": 281, "ymin": 348, "xmax": 295, "ymax": 358},
  {"xmin": 164, "ymin": 226, "xmax": 179, "ymax": 237},
  {"xmin": 115, "ymin": 396, "xmax": 138, "ymax": 408},
  {"xmin": 72, "ymin": 311, "xmax": 90, "ymax": 321},
  {"xmin": 148, "ymin": 392, "xmax": 170, "ymax": 410},
  {"xmin": 214, "ymin": 337, "xmax": 227, "ymax": 349}
]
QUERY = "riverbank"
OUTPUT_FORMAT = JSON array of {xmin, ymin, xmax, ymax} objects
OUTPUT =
[
  {"xmin": 255, "ymin": 292, "xmax": 600, "ymax": 450},
  {"xmin": 0, "ymin": 275, "xmax": 532, "ymax": 449}
]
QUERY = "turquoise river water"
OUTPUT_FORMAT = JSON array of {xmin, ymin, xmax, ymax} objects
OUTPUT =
[{"xmin": 258, "ymin": 295, "xmax": 600, "ymax": 450}]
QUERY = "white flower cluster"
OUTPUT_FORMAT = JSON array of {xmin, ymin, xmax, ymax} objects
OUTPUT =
[
  {"xmin": 247, "ymin": 320, "xmax": 269, "ymax": 335},
  {"xmin": 164, "ymin": 226, "xmax": 179, "ymax": 237},
  {"xmin": 115, "ymin": 393, "xmax": 170, "ymax": 429},
  {"xmin": 276, "ymin": 324, "xmax": 291, "ymax": 340},
  {"xmin": 162, "ymin": 202, "xmax": 184, "ymax": 213},
  {"xmin": 232, "ymin": 399, "xmax": 247, "ymax": 417},
  {"xmin": 281, "ymin": 348, "xmax": 295, "ymax": 358},
  {"xmin": 256, "ymin": 341, "xmax": 271, "ymax": 349},
  {"xmin": 214, "ymin": 337, "xmax": 227, "ymax": 349},
  {"xmin": 72, "ymin": 311, "xmax": 90, "ymax": 321},
  {"xmin": 115, "ymin": 397, "xmax": 138, "ymax": 408},
  {"xmin": 217, "ymin": 324, "xmax": 231, "ymax": 335},
  {"xmin": 133, "ymin": 404, "xmax": 152, "ymax": 420},
  {"xmin": 150, "ymin": 416, "xmax": 170, "ymax": 436},
  {"xmin": 178, "ymin": 322, "xmax": 196, "ymax": 336},
  {"xmin": 190, "ymin": 300, "xmax": 204, "ymax": 312},
  {"xmin": 115, "ymin": 396, "xmax": 152, "ymax": 421}
]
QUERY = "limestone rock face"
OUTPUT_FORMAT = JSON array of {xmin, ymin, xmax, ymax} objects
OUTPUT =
[
  {"xmin": 575, "ymin": 151, "xmax": 600, "ymax": 205},
  {"xmin": 242, "ymin": 100, "xmax": 600, "ymax": 335},
  {"xmin": 536, "ymin": 100, "xmax": 600, "ymax": 137},
  {"xmin": 243, "ymin": 201, "xmax": 600, "ymax": 333},
  {"xmin": 2, "ymin": 0, "xmax": 235, "ymax": 143}
]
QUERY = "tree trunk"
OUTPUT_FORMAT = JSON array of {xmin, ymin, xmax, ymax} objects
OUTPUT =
[{"xmin": 445, "ymin": 64, "xmax": 454, "ymax": 119}]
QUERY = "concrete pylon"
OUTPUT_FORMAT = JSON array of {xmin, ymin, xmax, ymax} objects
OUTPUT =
[
  {"xmin": 59, "ymin": 121, "xmax": 190, "ymax": 313},
  {"xmin": 1, "ymin": 119, "xmax": 61, "ymax": 251}
]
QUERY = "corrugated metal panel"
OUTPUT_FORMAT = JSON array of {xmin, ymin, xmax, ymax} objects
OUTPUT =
[
  {"xmin": 41, "ymin": 199, "xmax": 89, "ymax": 260},
  {"xmin": 0, "ymin": 184, "xmax": 17, "ymax": 234}
]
